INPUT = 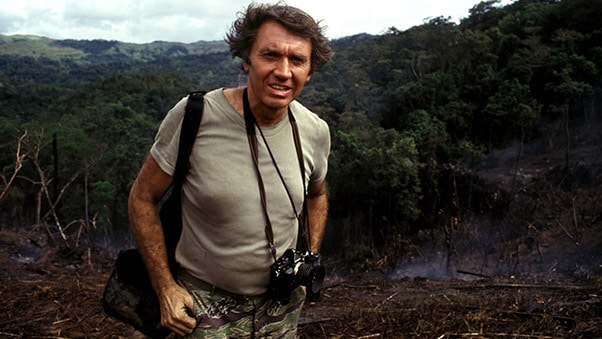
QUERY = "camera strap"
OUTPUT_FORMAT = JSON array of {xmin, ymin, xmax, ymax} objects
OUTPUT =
[{"xmin": 242, "ymin": 89, "xmax": 309, "ymax": 262}]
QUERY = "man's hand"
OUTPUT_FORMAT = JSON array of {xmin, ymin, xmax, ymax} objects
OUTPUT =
[{"xmin": 158, "ymin": 283, "xmax": 197, "ymax": 336}]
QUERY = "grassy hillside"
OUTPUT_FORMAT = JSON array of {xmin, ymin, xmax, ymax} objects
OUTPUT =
[{"xmin": 0, "ymin": 34, "xmax": 228, "ymax": 60}]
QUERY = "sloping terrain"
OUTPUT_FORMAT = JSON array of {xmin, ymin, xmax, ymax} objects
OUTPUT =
[{"xmin": 0, "ymin": 227, "xmax": 600, "ymax": 338}]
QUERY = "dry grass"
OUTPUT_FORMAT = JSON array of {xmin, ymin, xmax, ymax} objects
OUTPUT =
[
  {"xmin": 299, "ymin": 271, "xmax": 602, "ymax": 338},
  {"xmin": 1, "ymin": 227, "xmax": 601, "ymax": 338}
]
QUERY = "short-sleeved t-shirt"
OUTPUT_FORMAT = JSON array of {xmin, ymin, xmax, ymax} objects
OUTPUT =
[{"xmin": 151, "ymin": 88, "xmax": 330, "ymax": 295}]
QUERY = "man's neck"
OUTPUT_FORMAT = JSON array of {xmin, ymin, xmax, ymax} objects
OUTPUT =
[{"xmin": 224, "ymin": 87, "xmax": 288, "ymax": 127}]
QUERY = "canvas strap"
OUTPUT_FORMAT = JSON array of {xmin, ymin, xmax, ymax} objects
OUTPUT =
[{"xmin": 242, "ymin": 89, "xmax": 309, "ymax": 261}]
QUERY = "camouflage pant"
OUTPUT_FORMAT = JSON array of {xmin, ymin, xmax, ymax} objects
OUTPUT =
[{"xmin": 180, "ymin": 279, "xmax": 305, "ymax": 339}]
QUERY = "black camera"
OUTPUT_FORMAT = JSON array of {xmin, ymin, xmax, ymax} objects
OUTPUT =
[{"xmin": 268, "ymin": 249, "xmax": 325, "ymax": 305}]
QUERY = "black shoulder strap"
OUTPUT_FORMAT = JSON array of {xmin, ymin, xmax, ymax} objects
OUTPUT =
[
  {"xmin": 173, "ymin": 91, "xmax": 206, "ymax": 185},
  {"xmin": 162, "ymin": 91, "xmax": 205, "ymax": 270}
]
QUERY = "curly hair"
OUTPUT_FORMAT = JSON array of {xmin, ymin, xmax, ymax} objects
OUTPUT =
[{"xmin": 225, "ymin": 2, "xmax": 332, "ymax": 74}]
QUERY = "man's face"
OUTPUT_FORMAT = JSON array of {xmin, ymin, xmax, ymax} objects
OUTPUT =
[{"xmin": 244, "ymin": 20, "xmax": 312, "ymax": 117}]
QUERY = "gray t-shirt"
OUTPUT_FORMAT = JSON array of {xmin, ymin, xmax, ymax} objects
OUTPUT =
[{"xmin": 150, "ymin": 88, "xmax": 330, "ymax": 295}]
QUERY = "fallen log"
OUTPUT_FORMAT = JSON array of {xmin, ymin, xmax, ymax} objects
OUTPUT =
[
  {"xmin": 456, "ymin": 269, "xmax": 491, "ymax": 279},
  {"xmin": 298, "ymin": 317, "xmax": 332, "ymax": 326},
  {"xmin": 547, "ymin": 297, "xmax": 601, "ymax": 309},
  {"xmin": 438, "ymin": 332, "xmax": 555, "ymax": 338},
  {"xmin": 341, "ymin": 283, "xmax": 380, "ymax": 290},
  {"xmin": 453, "ymin": 283, "xmax": 595, "ymax": 290}
]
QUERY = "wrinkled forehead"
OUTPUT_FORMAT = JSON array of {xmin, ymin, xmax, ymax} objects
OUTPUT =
[{"xmin": 252, "ymin": 20, "xmax": 312, "ymax": 55}]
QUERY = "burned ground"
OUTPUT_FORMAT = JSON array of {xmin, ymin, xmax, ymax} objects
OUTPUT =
[{"xmin": 0, "ymin": 228, "xmax": 600, "ymax": 338}]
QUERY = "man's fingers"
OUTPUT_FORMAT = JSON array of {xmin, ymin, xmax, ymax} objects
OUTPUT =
[
  {"xmin": 163, "ymin": 308, "xmax": 196, "ymax": 336},
  {"xmin": 159, "ymin": 284, "xmax": 198, "ymax": 336}
]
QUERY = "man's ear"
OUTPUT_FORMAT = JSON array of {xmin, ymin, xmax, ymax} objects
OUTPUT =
[
  {"xmin": 306, "ymin": 74, "xmax": 311, "ymax": 82},
  {"xmin": 243, "ymin": 61, "xmax": 250, "ymax": 74}
]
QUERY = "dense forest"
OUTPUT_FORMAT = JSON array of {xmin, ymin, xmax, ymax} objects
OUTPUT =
[{"xmin": 1, "ymin": 0, "xmax": 601, "ymax": 269}]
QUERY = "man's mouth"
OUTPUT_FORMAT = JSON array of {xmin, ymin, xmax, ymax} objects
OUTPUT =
[{"xmin": 270, "ymin": 84, "xmax": 291, "ymax": 91}]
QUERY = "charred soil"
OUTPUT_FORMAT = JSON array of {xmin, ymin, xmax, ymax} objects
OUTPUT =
[{"xmin": 1, "ymin": 223, "xmax": 601, "ymax": 338}]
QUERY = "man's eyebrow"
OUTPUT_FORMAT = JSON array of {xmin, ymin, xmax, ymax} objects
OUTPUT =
[
  {"xmin": 258, "ymin": 47, "xmax": 280, "ymax": 54},
  {"xmin": 292, "ymin": 53, "xmax": 310, "ymax": 63},
  {"xmin": 258, "ymin": 46, "xmax": 309, "ymax": 59}
]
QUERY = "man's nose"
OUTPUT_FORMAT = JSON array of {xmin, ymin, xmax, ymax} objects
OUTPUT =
[{"xmin": 274, "ymin": 58, "xmax": 292, "ymax": 79}]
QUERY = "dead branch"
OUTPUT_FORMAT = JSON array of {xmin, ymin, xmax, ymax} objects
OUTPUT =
[
  {"xmin": 322, "ymin": 282, "xmax": 343, "ymax": 290},
  {"xmin": 41, "ymin": 154, "xmax": 102, "ymax": 223},
  {"xmin": 547, "ymin": 298, "xmax": 601, "ymax": 309},
  {"xmin": 298, "ymin": 317, "xmax": 332, "ymax": 326},
  {"xmin": 439, "ymin": 333, "xmax": 554, "ymax": 339},
  {"xmin": 454, "ymin": 283, "xmax": 595, "ymax": 290},
  {"xmin": 0, "ymin": 130, "xmax": 29, "ymax": 202},
  {"xmin": 341, "ymin": 284, "xmax": 379, "ymax": 290},
  {"xmin": 555, "ymin": 217, "xmax": 579, "ymax": 246},
  {"xmin": 570, "ymin": 196, "xmax": 583, "ymax": 245},
  {"xmin": 374, "ymin": 290, "xmax": 400, "ymax": 310},
  {"xmin": 21, "ymin": 130, "xmax": 67, "ymax": 246},
  {"xmin": 18, "ymin": 128, "xmax": 104, "ymax": 249},
  {"xmin": 456, "ymin": 270, "xmax": 491, "ymax": 279},
  {"xmin": 32, "ymin": 146, "xmax": 68, "ymax": 246}
]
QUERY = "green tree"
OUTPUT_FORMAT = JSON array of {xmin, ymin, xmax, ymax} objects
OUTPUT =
[
  {"xmin": 485, "ymin": 78, "xmax": 541, "ymax": 191},
  {"xmin": 74, "ymin": 102, "xmax": 155, "ymax": 233},
  {"xmin": 328, "ymin": 111, "xmax": 421, "ymax": 251}
]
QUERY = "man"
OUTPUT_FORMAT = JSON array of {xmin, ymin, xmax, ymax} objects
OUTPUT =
[{"xmin": 128, "ymin": 3, "xmax": 332, "ymax": 338}]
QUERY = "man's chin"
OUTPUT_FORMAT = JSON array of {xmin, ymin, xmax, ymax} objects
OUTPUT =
[{"xmin": 265, "ymin": 96, "xmax": 295, "ymax": 110}]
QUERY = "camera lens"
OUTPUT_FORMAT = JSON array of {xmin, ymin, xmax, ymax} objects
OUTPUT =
[{"xmin": 296, "ymin": 263, "xmax": 325, "ymax": 293}]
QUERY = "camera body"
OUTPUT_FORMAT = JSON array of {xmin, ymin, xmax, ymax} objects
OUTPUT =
[{"xmin": 268, "ymin": 248, "xmax": 325, "ymax": 305}]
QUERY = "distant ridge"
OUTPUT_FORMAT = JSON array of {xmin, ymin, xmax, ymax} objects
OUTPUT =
[{"xmin": 0, "ymin": 34, "xmax": 229, "ymax": 60}]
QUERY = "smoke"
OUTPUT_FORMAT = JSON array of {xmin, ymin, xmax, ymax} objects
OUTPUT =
[{"xmin": 388, "ymin": 261, "xmax": 452, "ymax": 281}]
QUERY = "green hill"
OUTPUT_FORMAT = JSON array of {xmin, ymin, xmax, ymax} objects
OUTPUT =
[{"xmin": 0, "ymin": 34, "xmax": 228, "ymax": 60}]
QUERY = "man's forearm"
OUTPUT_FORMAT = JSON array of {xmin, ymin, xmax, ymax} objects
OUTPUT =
[
  {"xmin": 307, "ymin": 181, "xmax": 328, "ymax": 254},
  {"xmin": 128, "ymin": 155, "xmax": 177, "ymax": 294},
  {"xmin": 129, "ymin": 193, "xmax": 175, "ymax": 293}
]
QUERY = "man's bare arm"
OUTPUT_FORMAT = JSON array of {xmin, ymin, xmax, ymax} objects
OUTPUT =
[
  {"xmin": 128, "ymin": 155, "xmax": 196, "ymax": 335},
  {"xmin": 306, "ymin": 179, "xmax": 328, "ymax": 253}
]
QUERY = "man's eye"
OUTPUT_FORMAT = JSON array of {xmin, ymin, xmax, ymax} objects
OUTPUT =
[
  {"xmin": 264, "ymin": 53, "xmax": 279, "ymax": 59},
  {"xmin": 289, "ymin": 56, "xmax": 306, "ymax": 65}
]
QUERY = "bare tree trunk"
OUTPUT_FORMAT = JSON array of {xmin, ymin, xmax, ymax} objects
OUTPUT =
[
  {"xmin": 53, "ymin": 132, "xmax": 59, "ymax": 205},
  {"xmin": 85, "ymin": 169, "xmax": 90, "ymax": 232},
  {"xmin": 564, "ymin": 105, "xmax": 570, "ymax": 171},
  {"xmin": 511, "ymin": 126, "xmax": 525, "ymax": 195},
  {"xmin": 32, "ymin": 151, "xmax": 69, "ymax": 247}
]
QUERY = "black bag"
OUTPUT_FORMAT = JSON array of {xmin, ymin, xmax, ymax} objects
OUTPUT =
[
  {"xmin": 102, "ymin": 249, "xmax": 169, "ymax": 338},
  {"xmin": 102, "ymin": 91, "xmax": 205, "ymax": 338}
]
